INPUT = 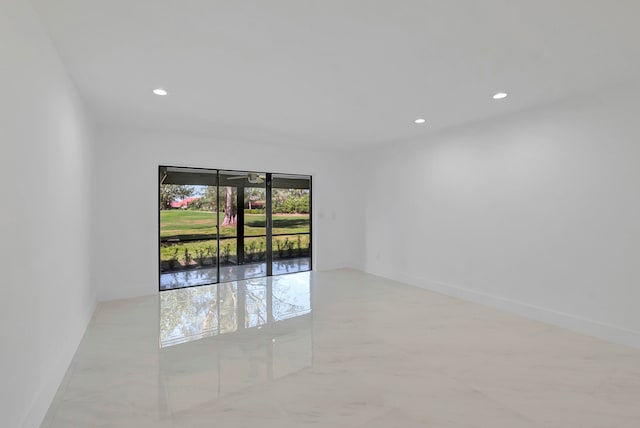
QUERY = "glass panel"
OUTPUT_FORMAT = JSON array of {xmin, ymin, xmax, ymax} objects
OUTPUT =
[
  {"xmin": 160, "ymin": 166, "xmax": 218, "ymax": 290},
  {"xmin": 244, "ymin": 187, "xmax": 266, "ymax": 237},
  {"xmin": 242, "ymin": 184, "xmax": 266, "ymax": 276},
  {"xmin": 272, "ymin": 235, "xmax": 311, "ymax": 274},
  {"xmin": 218, "ymin": 170, "xmax": 267, "ymax": 282},
  {"xmin": 271, "ymin": 174, "xmax": 311, "ymax": 275}
]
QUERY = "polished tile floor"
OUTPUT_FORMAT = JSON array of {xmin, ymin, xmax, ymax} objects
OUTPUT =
[{"xmin": 43, "ymin": 270, "xmax": 640, "ymax": 427}]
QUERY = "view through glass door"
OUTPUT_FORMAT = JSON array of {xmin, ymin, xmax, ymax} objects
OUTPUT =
[
  {"xmin": 218, "ymin": 170, "xmax": 267, "ymax": 283},
  {"xmin": 159, "ymin": 166, "xmax": 311, "ymax": 291},
  {"xmin": 271, "ymin": 174, "xmax": 311, "ymax": 275}
]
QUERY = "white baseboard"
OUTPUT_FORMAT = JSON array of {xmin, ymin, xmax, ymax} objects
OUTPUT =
[{"xmin": 369, "ymin": 269, "xmax": 640, "ymax": 350}]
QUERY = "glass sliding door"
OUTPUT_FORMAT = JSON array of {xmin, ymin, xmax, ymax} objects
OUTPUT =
[
  {"xmin": 270, "ymin": 174, "xmax": 311, "ymax": 275},
  {"xmin": 159, "ymin": 167, "xmax": 311, "ymax": 291},
  {"xmin": 218, "ymin": 170, "xmax": 267, "ymax": 282},
  {"xmin": 159, "ymin": 166, "xmax": 219, "ymax": 290}
]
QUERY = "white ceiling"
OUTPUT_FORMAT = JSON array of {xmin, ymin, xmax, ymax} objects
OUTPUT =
[{"xmin": 32, "ymin": 0, "xmax": 640, "ymax": 150}]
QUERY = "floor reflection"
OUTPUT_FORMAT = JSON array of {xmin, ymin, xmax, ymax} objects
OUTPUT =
[
  {"xmin": 158, "ymin": 272, "xmax": 313, "ymax": 416},
  {"xmin": 160, "ymin": 271, "xmax": 312, "ymax": 348},
  {"xmin": 273, "ymin": 257, "xmax": 311, "ymax": 276},
  {"xmin": 160, "ymin": 257, "xmax": 311, "ymax": 290}
]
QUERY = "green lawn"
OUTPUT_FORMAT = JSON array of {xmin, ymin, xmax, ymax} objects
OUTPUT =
[
  {"xmin": 160, "ymin": 210, "xmax": 311, "ymax": 267},
  {"xmin": 160, "ymin": 210, "xmax": 218, "ymax": 238},
  {"xmin": 160, "ymin": 210, "xmax": 309, "ymax": 239}
]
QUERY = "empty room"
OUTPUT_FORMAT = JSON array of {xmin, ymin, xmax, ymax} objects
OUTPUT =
[{"xmin": 2, "ymin": 0, "xmax": 640, "ymax": 427}]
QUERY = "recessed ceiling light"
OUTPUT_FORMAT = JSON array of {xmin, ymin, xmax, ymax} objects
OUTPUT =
[
  {"xmin": 492, "ymin": 92, "xmax": 508, "ymax": 100},
  {"xmin": 414, "ymin": 118, "xmax": 426, "ymax": 124},
  {"xmin": 153, "ymin": 88, "xmax": 168, "ymax": 96}
]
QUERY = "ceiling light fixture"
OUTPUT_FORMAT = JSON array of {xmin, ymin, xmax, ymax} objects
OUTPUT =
[
  {"xmin": 414, "ymin": 118, "xmax": 426, "ymax": 124},
  {"xmin": 492, "ymin": 92, "xmax": 508, "ymax": 100},
  {"xmin": 153, "ymin": 88, "xmax": 168, "ymax": 96}
]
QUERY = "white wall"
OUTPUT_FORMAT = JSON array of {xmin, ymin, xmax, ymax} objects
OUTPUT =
[
  {"xmin": 0, "ymin": 1, "xmax": 95, "ymax": 427},
  {"xmin": 92, "ymin": 127, "xmax": 359, "ymax": 301},
  {"xmin": 357, "ymin": 83, "xmax": 640, "ymax": 348}
]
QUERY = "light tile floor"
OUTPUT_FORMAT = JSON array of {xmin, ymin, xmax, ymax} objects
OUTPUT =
[{"xmin": 42, "ymin": 269, "xmax": 640, "ymax": 427}]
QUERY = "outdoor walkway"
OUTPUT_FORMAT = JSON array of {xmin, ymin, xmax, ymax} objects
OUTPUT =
[{"xmin": 160, "ymin": 257, "xmax": 311, "ymax": 290}]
